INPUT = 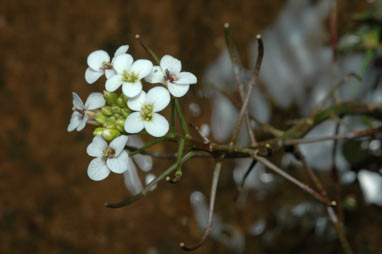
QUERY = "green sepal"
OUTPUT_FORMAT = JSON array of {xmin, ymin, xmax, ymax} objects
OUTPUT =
[
  {"xmin": 101, "ymin": 106, "xmax": 113, "ymax": 116},
  {"xmin": 94, "ymin": 112, "xmax": 108, "ymax": 125},
  {"xmin": 93, "ymin": 127, "xmax": 104, "ymax": 136},
  {"xmin": 102, "ymin": 128, "xmax": 121, "ymax": 141}
]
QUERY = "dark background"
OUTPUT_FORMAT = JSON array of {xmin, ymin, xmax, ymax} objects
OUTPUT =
[{"xmin": 1, "ymin": 0, "xmax": 378, "ymax": 253}]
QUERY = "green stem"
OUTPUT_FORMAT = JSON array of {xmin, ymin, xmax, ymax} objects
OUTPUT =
[
  {"xmin": 128, "ymin": 136, "xmax": 167, "ymax": 157},
  {"xmin": 176, "ymin": 138, "xmax": 185, "ymax": 173},
  {"xmin": 171, "ymin": 98, "xmax": 176, "ymax": 134},
  {"xmin": 135, "ymin": 34, "xmax": 160, "ymax": 65},
  {"xmin": 105, "ymin": 151, "xmax": 196, "ymax": 208},
  {"xmin": 175, "ymin": 99, "xmax": 191, "ymax": 139}
]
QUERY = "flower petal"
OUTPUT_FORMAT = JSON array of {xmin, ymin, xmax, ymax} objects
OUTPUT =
[
  {"xmin": 127, "ymin": 90, "xmax": 146, "ymax": 111},
  {"xmin": 146, "ymin": 86, "xmax": 170, "ymax": 112},
  {"xmin": 107, "ymin": 150, "xmax": 130, "ymax": 174},
  {"xmin": 87, "ymin": 135, "xmax": 108, "ymax": 157},
  {"xmin": 123, "ymin": 161, "xmax": 143, "ymax": 195},
  {"xmin": 87, "ymin": 50, "xmax": 110, "ymax": 71},
  {"xmin": 113, "ymin": 45, "xmax": 129, "ymax": 58},
  {"xmin": 113, "ymin": 54, "xmax": 133, "ymax": 74},
  {"xmin": 109, "ymin": 135, "xmax": 128, "ymax": 156},
  {"xmin": 128, "ymin": 135, "xmax": 153, "ymax": 172},
  {"xmin": 85, "ymin": 92, "xmax": 106, "ymax": 110},
  {"xmin": 144, "ymin": 113, "xmax": 169, "ymax": 137},
  {"xmin": 174, "ymin": 71, "xmax": 197, "ymax": 85},
  {"xmin": 144, "ymin": 66, "xmax": 165, "ymax": 84},
  {"xmin": 67, "ymin": 111, "xmax": 81, "ymax": 132},
  {"xmin": 85, "ymin": 68, "xmax": 103, "ymax": 84},
  {"xmin": 72, "ymin": 92, "xmax": 84, "ymax": 109},
  {"xmin": 122, "ymin": 81, "xmax": 142, "ymax": 98},
  {"xmin": 76, "ymin": 115, "xmax": 88, "ymax": 131},
  {"xmin": 105, "ymin": 69, "xmax": 116, "ymax": 79},
  {"xmin": 87, "ymin": 158, "xmax": 110, "ymax": 181},
  {"xmin": 130, "ymin": 59, "xmax": 153, "ymax": 79},
  {"xmin": 124, "ymin": 112, "xmax": 145, "ymax": 133},
  {"xmin": 160, "ymin": 55, "xmax": 181, "ymax": 73},
  {"xmin": 168, "ymin": 82, "xmax": 190, "ymax": 98},
  {"xmin": 105, "ymin": 75, "xmax": 122, "ymax": 92}
]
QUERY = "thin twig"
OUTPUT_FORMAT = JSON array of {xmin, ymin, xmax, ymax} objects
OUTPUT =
[
  {"xmin": 135, "ymin": 34, "xmax": 160, "ymax": 65},
  {"xmin": 230, "ymin": 34, "xmax": 264, "ymax": 145},
  {"xmin": 181, "ymin": 158, "xmax": 224, "ymax": 251}
]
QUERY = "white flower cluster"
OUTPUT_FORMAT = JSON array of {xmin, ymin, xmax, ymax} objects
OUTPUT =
[{"xmin": 68, "ymin": 44, "xmax": 197, "ymax": 183}]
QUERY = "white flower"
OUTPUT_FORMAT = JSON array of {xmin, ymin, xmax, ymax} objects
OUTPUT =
[
  {"xmin": 67, "ymin": 92, "xmax": 105, "ymax": 132},
  {"xmin": 124, "ymin": 86, "xmax": 170, "ymax": 137},
  {"xmin": 86, "ymin": 135, "xmax": 130, "ymax": 181},
  {"xmin": 105, "ymin": 54, "xmax": 153, "ymax": 98},
  {"xmin": 145, "ymin": 55, "xmax": 197, "ymax": 97},
  {"xmin": 85, "ymin": 45, "xmax": 129, "ymax": 84}
]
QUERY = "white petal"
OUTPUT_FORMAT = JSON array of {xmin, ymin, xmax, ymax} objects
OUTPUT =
[
  {"xmin": 87, "ymin": 158, "xmax": 110, "ymax": 181},
  {"xmin": 85, "ymin": 92, "xmax": 106, "ymax": 110},
  {"xmin": 146, "ymin": 86, "xmax": 170, "ymax": 112},
  {"xmin": 105, "ymin": 75, "xmax": 122, "ymax": 92},
  {"xmin": 144, "ymin": 113, "xmax": 169, "ymax": 137},
  {"xmin": 168, "ymin": 82, "xmax": 190, "ymax": 98},
  {"xmin": 87, "ymin": 50, "xmax": 110, "ymax": 71},
  {"xmin": 114, "ymin": 45, "xmax": 129, "ymax": 57},
  {"xmin": 107, "ymin": 150, "xmax": 130, "ymax": 174},
  {"xmin": 72, "ymin": 92, "xmax": 84, "ymax": 109},
  {"xmin": 67, "ymin": 111, "xmax": 81, "ymax": 132},
  {"xmin": 160, "ymin": 55, "xmax": 181, "ymax": 73},
  {"xmin": 124, "ymin": 112, "xmax": 145, "ymax": 133},
  {"xmin": 113, "ymin": 54, "xmax": 133, "ymax": 74},
  {"xmin": 130, "ymin": 59, "xmax": 153, "ymax": 79},
  {"xmin": 109, "ymin": 135, "xmax": 128, "ymax": 156},
  {"xmin": 174, "ymin": 72, "xmax": 197, "ymax": 85},
  {"xmin": 133, "ymin": 153, "xmax": 153, "ymax": 172},
  {"xmin": 144, "ymin": 66, "xmax": 165, "ymax": 84},
  {"xmin": 85, "ymin": 68, "xmax": 103, "ymax": 84},
  {"xmin": 145, "ymin": 173, "xmax": 157, "ymax": 191},
  {"xmin": 105, "ymin": 69, "xmax": 116, "ymax": 79},
  {"xmin": 122, "ymin": 81, "xmax": 142, "ymax": 98},
  {"xmin": 123, "ymin": 160, "xmax": 143, "ymax": 195},
  {"xmin": 87, "ymin": 135, "xmax": 108, "ymax": 157},
  {"xmin": 76, "ymin": 115, "xmax": 88, "ymax": 131},
  {"xmin": 127, "ymin": 90, "xmax": 146, "ymax": 111}
]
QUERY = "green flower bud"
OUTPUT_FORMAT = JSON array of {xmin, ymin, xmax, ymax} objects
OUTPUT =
[
  {"xmin": 111, "ymin": 105, "xmax": 122, "ymax": 114},
  {"xmin": 121, "ymin": 108, "xmax": 131, "ymax": 117},
  {"xmin": 93, "ymin": 127, "xmax": 104, "ymax": 136},
  {"xmin": 101, "ymin": 106, "xmax": 113, "ymax": 116},
  {"xmin": 102, "ymin": 128, "xmax": 120, "ymax": 141},
  {"xmin": 94, "ymin": 112, "xmax": 108, "ymax": 125},
  {"xmin": 121, "ymin": 93, "xmax": 128, "ymax": 104},
  {"xmin": 116, "ymin": 97, "xmax": 126, "ymax": 108},
  {"xmin": 103, "ymin": 90, "xmax": 119, "ymax": 105},
  {"xmin": 116, "ymin": 118, "xmax": 125, "ymax": 132},
  {"xmin": 103, "ymin": 116, "xmax": 117, "ymax": 129}
]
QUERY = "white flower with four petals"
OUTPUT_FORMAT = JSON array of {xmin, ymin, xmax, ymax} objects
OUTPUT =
[
  {"xmin": 85, "ymin": 45, "xmax": 129, "ymax": 84},
  {"xmin": 86, "ymin": 135, "xmax": 130, "ymax": 181},
  {"xmin": 105, "ymin": 54, "xmax": 153, "ymax": 98},
  {"xmin": 67, "ymin": 92, "xmax": 105, "ymax": 132},
  {"xmin": 145, "ymin": 55, "xmax": 197, "ymax": 97},
  {"xmin": 124, "ymin": 86, "xmax": 170, "ymax": 137}
]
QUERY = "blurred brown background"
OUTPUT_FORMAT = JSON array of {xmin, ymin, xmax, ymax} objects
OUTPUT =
[{"xmin": 0, "ymin": 0, "xmax": 376, "ymax": 253}]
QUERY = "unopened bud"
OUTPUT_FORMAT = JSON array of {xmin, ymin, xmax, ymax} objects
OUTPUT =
[
  {"xmin": 103, "ymin": 91, "xmax": 118, "ymax": 105},
  {"xmin": 116, "ymin": 97, "xmax": 126, "ymax": 108},
  {"xmin": 101, "ymin": 106, "xmax": 113, "ymax": 116},
  {"xmin": 111, "ymin": 105, "xmax": 122, "ymax": 114},
  {"xmin": 103, "ymin": 117, "xmax": 117, "ymax": 129},
  {"xmin": 94, "ymin": 112, "xmax": 108, "ymax": 125},
  {"xmin": 102, "ymin": 128, "xmax": 120, "ymax": 141},
  {"xmin": 116, "ymin": 118, "xmax": 125, "ymax": 132},
  {"xmin": 121, "ymin": 108, "xmax": 131, "ymax": 117},
  {"xmin": 93, "ymin": 127, "xmax": 104, "ymax": 136}
]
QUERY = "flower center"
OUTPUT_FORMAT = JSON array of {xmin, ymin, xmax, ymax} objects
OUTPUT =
[
  {"xmin": 101, "ymin": 61, "xmax": 113, "ymax": 71},
  {"xmin": 165, "ymin": 69, "xmax": 178, "ymax": 83},
  {"xmin": 140, "ymin": 104, "xmax": 154, "ymax": 121},
  {"xmin": 122, "ymin": 70, "xmax": 139, "ymax": 83},
  {"xmin": 103, "ymin": 147, "xmax": 115, "ymax": 158}
]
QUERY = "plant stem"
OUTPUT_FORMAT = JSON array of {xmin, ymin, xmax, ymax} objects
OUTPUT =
[{"xmin": 175, "ymin": 99, "xmax": 191, "ymax": 139}]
